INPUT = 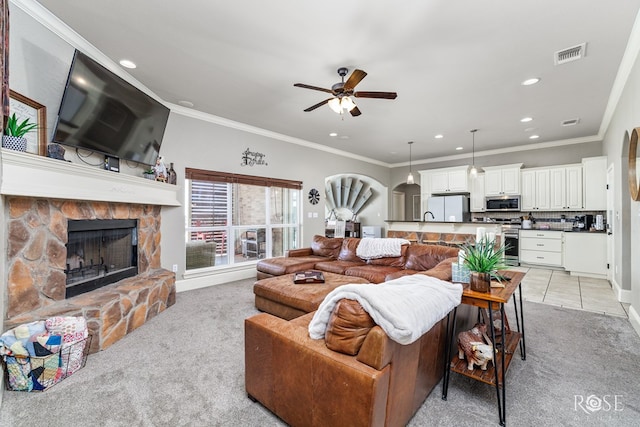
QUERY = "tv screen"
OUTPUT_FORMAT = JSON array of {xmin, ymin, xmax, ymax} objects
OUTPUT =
[{"xmin": 53, "ymin": 50, "xmax": 170, "ymax": 166}]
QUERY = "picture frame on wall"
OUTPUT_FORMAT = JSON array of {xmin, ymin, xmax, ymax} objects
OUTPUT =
[{"xmin": 8, "ymin": 89, "xmax": 47, "ymax": 156}]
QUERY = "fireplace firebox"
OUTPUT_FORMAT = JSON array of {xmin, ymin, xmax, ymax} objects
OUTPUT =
[{"xmin": 65, "ymin": 219, "xmax": 138, "ymax": 298}]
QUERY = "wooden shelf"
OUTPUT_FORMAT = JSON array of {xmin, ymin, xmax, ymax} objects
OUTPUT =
[{"xmin": 449, "ymin": 330, "xmax": 521, "ymax": 387}]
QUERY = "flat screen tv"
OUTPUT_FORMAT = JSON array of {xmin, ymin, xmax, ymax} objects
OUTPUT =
[{"xmin": 53, "ymin": 50, "xmax": 170, "ymax": 166}]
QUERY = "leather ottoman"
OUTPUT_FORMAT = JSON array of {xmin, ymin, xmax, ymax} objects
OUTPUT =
[{"xmin": 253, "ymin": 272, "xmax": 369, "ymax": 320}]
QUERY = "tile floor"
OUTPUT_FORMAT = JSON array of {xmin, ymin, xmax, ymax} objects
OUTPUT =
[{"xmin": 512, "ymin": 266, "xmax": 629, "ymax": 318}]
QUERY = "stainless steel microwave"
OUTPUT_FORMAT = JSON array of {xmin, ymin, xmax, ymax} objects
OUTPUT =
[{"xmin": 485, "ymin": 195, "xmax": 521, "ymax": 212}]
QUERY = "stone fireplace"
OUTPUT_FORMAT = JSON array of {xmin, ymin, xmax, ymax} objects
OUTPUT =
[{"xmin": 1, "ymin": 150, "xmax": 181, "ymax": 353}]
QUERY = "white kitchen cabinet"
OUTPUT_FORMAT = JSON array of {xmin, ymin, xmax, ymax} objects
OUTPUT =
[
  {"xmin": 428, "ymin": 166, "xmax": 469, "ymax": 194},
  {"xmin": 549, "ymin": 165, "xmax": 583, "ymax": 210},
  {"xmin": 566, "ymin": 166, "xmax": 583, "ymax": 209},
  {"xmin": 419, "ymin": 170, "xmax": 431, "ymax": 214},
  {"xmin": 520, "ymin": 230, "xmax": 563, "ymax": 267},
  {"xmin": 470, "ymin": 173, "xmax": 485, "ymax": 212},
  {"xmin": 483, "ymin": 164, "xmax": 523, "ymax": 196},
  {"xmin": 582, "ymin": 156, "xmax": 607, "ymax": 210},
  {"xmin": 563, "ymin": 232, "xmax": 607, "ymax": 277},
  {"xmin": 521, "ymin": 169, "xmax": 550, "ymax": 211}
]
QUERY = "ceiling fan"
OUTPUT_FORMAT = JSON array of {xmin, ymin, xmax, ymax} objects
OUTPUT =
[{"xmin": 294, "ymin": 67, "xmax": 397, "ymax": 116}]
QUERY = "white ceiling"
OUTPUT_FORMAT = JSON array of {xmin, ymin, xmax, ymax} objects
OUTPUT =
[{"xmin": 34, "ymin": 0, "xmax": 640, "ymax": 166}]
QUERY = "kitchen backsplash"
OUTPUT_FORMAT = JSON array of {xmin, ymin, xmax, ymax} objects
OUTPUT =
[{"xmin": 472, "ymin": 211, "xmax": 606, "ymax": 231}]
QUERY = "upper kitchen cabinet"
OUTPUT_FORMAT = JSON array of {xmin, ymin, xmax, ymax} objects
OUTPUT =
[
  {"xmin": 428, "ymin": 166, "xmax": 470, "ymax": 194},
  {"xmin": 483, "ymin": 164, "xmax": 523, "ymax": 196},
  {"xmin": 470, "ymin": 173, "xmax": 485, "ymax": 212},
  {"xmin": 582, "ymin": 156, "xmax": 607, "ymax": 210},
  {"xmin": 521, "ymin": 168, "xmax": 550, "ymax": 211},
  {"xmin": 549, "ymin": 165, "xmax": 583, "ymax": 210}
]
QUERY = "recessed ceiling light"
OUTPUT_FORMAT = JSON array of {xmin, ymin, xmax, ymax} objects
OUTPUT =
[
  {"xmin": 435, "ymin": 134, "xmax": 444, "ymax": 139},
  {"xmin": 455, "ymin": 146, "xmax": 463, "ymax": 151},
  {"xmin": 529, "ymin": 134, "xmax": 540, "ymax": 139},
  {"xmin": 339, "ymin": 135, "xmax": 349, "ymax": 140},
  {"xmin": 521, "ymin": 78, "xmax": 540, "ymax": 86},
  {"xmin": 329, "ymin": 132, "xmax": 338, "ymax": 137},
  {"xmin": 520, "ymin": 117, "xmax": 533, "ymax": 123},
  {"xmin": 178, "ymin": 100, "xmax": 194, "ymax": 108},
  {"xmin": 119, "ymin": 59, "xmax": 137, "ymax": 69}
]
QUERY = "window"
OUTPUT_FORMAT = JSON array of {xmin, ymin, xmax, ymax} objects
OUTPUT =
[{"xmin": 185, "ymin": 168, "xmax": 302, "ymax": 270}]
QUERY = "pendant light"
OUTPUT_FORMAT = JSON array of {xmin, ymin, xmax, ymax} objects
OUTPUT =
[
  {"xmin": 469, "ymin": 129, "xmax": 478, "ymax": 178},
  {"xmin": 406, "ymin": 141, "xmax": 415, "ymax": 184}
]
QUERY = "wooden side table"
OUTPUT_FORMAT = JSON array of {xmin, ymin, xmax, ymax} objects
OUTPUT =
[{"xmin": 442, "ymin": 270, "xmax": 526, "ymax": 426}]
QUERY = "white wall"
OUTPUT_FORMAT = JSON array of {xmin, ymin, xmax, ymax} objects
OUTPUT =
[{"xmin": 602, "ymin": 33, "xmax": 640, "ymax": 335}]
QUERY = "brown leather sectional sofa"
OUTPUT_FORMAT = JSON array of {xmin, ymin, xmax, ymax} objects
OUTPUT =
[
  {"xmin": 256, "ymin": 235, "xmax": 461, "ymax": 283},
  {"xmin": 246, "ymin": 235, "xmax": 473, "ymax": 426}
]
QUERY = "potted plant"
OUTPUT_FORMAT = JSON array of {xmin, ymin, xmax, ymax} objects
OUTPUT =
[
  {"xmin": 3, "ymin": 113, "xmax": 37, "ymax": 152},
  {"xmin": 460, "ymin": 236, "xmax": 510, "ymax": 292},
  {"xmin": 142, "ymin": 167, "xmax": 156, "ymax": 180}
]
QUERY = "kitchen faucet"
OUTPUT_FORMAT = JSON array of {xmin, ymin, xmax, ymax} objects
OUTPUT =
[{"xmin": 423, "ymin": 211, "xmax": 435, "ymax": 221}]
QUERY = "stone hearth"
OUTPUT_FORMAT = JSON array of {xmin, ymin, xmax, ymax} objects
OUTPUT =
[{"xmin": 4, "ymin": 196, "xmax": 175, "ymax": 353}]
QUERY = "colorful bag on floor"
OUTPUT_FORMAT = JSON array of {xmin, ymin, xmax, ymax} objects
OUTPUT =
[{"xmin": 0, "ymin": 316, "xmax": 90, "ymax": 392}]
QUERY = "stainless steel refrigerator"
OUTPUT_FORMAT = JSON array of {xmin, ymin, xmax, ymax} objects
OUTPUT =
[{"xmin": 427, "ymin": 195, "xmax": 470, "ymax": 222}]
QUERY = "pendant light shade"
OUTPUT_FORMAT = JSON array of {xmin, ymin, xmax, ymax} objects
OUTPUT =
[
  {"xmin": 470, "ymin": 129, "xmax": 478, "ymax": 178},
  {"xmin": 406, "ymin": 141, "xmax": 415, "ymax": 184}
]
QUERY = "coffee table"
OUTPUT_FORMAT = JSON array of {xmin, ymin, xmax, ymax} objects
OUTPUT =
[{"xmin": 253, "ymin": 272, "xmax": 369, "ymax": 320}]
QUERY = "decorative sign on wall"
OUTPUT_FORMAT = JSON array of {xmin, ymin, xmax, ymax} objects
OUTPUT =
[{"xmin": 241, "ymin": 148, "xmax": 267, "ymax": 166}]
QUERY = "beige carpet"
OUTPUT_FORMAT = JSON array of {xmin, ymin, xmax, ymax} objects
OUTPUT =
[{"xmin": 1, "ymin": 278, "xmax": 639, "ymax": 426}]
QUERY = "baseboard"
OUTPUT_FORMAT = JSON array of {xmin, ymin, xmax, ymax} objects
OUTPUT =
[
  {"xmin": 176, "ymin": 266, "xmax": 256, "ymax": 293},
  {"xmin": 612, "ymin": 278, "xmax": 632, "ymax": 304},
  {"xmin": 629, "ymin": 305, "xmax": 640, "ymax": 338}
]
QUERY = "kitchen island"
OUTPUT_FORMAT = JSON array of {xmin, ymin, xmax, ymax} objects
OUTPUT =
[{"xmin": 385, "ymin": 220, "xmax": 502, "ymax": 245}]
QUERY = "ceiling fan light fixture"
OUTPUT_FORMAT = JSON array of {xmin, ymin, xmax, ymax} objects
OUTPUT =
[
  {"xmin": 342, "ymin": 96, "xmax": 356, "ymax": 112},
  {"xmin": 328, "ymin": 98, "xmax": 342, "ymax": 114}
]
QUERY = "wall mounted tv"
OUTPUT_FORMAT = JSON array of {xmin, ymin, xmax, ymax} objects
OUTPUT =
[{"xmin": 53, "ymin": 50, "xmax": 170, "ymax": 166}]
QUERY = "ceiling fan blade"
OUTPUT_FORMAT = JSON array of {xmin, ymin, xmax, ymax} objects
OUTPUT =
[
  {"xmin": 344, "ymin": 69, "xmax": 367, "ymax": 90},
  {"xmin": 354, "ymin": 91, "xmax": 397, "ymax": 99},
  {"xmin": 304, "ymin": 98, "xmax": 333, "ymax": 112},
  {"xmin": 350, "ymin": 106, "xmax": 362, "ymax": 117},
  {"xmin": 294, "ymin": 83, "xmax": 334, "ymax": 94}
]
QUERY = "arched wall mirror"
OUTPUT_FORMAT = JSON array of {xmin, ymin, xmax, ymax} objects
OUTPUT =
[{"xmin": 629, "ymin": 128, "xmax": 640, "ymax": 201}]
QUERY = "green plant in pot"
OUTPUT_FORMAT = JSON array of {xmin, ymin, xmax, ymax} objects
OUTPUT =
[
  {"xmin": 461, "ymin": 236, "xmax": 510, "ymax": 292},
  {"xmin": 142, "ymin": 167, "xmax": 155, "ymax": 179},
  {"xmin": 3, "ymin": 113, "xmax": 37, "ymax": 152}
]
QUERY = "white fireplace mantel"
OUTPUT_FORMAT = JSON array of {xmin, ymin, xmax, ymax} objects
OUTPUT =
[{"xmin": 0, "ymin": 149, "xmax": 181, "ymax": 206}]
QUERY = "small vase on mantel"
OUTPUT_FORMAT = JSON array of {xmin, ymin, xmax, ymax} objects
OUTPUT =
[
  {"xmin": 470, "ymin": 272, "xmax": 491, "ymax": 293},
  {"xmin": 168, "ymin": 163, "xmax": 177, "ymax": 185}
]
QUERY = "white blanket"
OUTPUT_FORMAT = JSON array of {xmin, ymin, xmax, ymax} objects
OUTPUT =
[
  {"xmin": 308, "ymin": 275, "xmax": 462, "ymax": 345},
  {"xmin": 356, "ymin": 238, "xmax": 410, "ymax": 259}
]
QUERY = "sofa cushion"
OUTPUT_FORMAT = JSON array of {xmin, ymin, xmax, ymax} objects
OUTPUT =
[
  {"xmin": 311, "ymin": 235, "xmax": 344, "ymax": 259},
  {"xmin": 344, "ymin": 265, "xmax": 402, "ymax": 284},
  {"xmin": 256, "ymin": 256, "xmax": 322, "ymax": 276},
  {"xmin": 367, "ymin": 244, "xmax": 408, "ymax": 267},
  {"xmin": 325, "ymin": 299, "xmax": 375, "ymax": 355},
  {"xmin": 314, "ymin": 259, "xmax": 365, "ymax": 274},
  {"xmin": 337, "ymin": 237, "xmax": 363, "ymax": 262},
  {"xmin": 403, "ymin": 244, "xmax": 459, "ymax": 271}
]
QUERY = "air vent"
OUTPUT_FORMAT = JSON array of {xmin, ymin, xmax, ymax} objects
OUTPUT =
[
  {"xmin": 554, "ymin": 43, "xmax": 587, "ymax": 65},
  {"xmin": 561, "ymin": 118, "xmax": 581, "ymax": 126}
]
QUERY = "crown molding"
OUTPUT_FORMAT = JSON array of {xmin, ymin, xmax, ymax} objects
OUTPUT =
[{"xmin": 390, "ymin": 134, "xmax": 602, "ymax": 168}]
